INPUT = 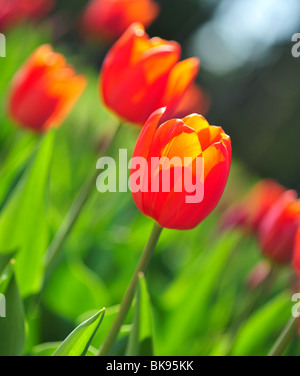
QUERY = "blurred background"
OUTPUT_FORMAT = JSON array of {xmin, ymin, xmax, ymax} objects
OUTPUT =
[{"xmin": 0, "ymin": 0, "xmax": 299, "ymax": 356}]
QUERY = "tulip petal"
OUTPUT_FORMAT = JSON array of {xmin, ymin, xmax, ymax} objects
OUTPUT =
[
  {"xmin": 145, "ymin": 125, "xmax": 201, "ymax": 221},
  {"xmin": 160, "ymin": 57, "xmax": 200, "ymax": 120},
  {"xmin": 158, "ymin": 140, "xmax": 230, "ymax": 229},
  {"xmin": 131, "ymin": 108, "xmax": 166, "ymax": 213}
]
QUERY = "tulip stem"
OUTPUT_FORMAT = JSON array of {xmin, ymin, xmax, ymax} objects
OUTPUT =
[
  {"xmin": 98, "ymin": 222, "xmax": 163, "ymax": 356},
  {"xmin": 268, "ymin": 317, "xmax": 297, "ymax": 356},
  {"xmin": 44, "ymin": 122, "xmax": 123, "ymax": 272}
]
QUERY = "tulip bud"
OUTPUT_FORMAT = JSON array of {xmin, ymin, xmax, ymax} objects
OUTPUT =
[
  {"xmin": 81, "ymin": 0, "xmax": 159, "ymax": 43},
  {"xmin": 293, "ymin": 226, "xmax": 300, "ymax": 276},
  {"xmin": 221, "ymin": 179, "xmax": 286, "ymax": 233},
  {"xmin": 258, "ymin": 190, "xmax": 300, "ymax": 265},
  {"xmin": 8, "ymin": 45, "xmax": 87, "ymax": 133},
  {"xmin": 100, "ymin": 23, "xmax": 200, "ymax": 126},
  {"xmin": 130, "ymin": 108, "xmax": 231, "ymax": 230}
]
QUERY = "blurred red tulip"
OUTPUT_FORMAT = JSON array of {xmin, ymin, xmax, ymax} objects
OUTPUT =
[
  {"xmin": 221, "ymin": 179, "xmax": 286, "ymax": 233},
  {"xmin": 172, "ymin": 84, "xmax": 211, "ymax": 119},
  {"xmin": 293, "ymin": 227, "xmax": 300, "ymax": 276},
  {"xmin": 81, "ymin": 0, "xmax": 159, "ymax": 42},
  {"xmin": 130, "ymin": 108, "xmax": 231, "ymax": 230},
  {"xmin": 8, "ymin": 45, "xmax": 87, "ymax": 133},
  {"xmin": 258, "ymin": 190, "xmax": 300, "ymax": 265},
  {"xmin": 100, "ymin": 23, "xmax": 200, "ymax": 126},
  {"xmin": 0, "ymin": 0, "xmax": 54, "ymax": 31}
]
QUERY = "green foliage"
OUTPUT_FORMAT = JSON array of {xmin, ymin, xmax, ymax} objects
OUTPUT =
[
  {"xmin": 44, "ymin": 256, "xmax": 110, "ymax": 322},
  {"xmin": 53, "ymin": 308, "xmax": 105, "ymax": 356},
  {"xmin": 0, "ymin": 131, "xmax": 54, "ymax": 297},
  {"xmin": 126, "ymin": 273, "xmax": 154, "ymax": 356},
  {"xmin": 230, "ymin": 292, "xmax": 292, "ymax": 356},
  {"xmin": 0, "ymin": 260, "xmax": 26, "ymax": 356}
]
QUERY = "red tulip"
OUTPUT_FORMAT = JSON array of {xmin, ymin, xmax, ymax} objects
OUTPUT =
[
  {"xmin": 8, "ymin": 45, "xmax": 87, "ymax": 133},
  {"xmin": 81, "ymin": 0, "xmax": 159, "ymax": 42},
  {"xmin": 100, "ymin": 23, "xmax": 200, "ymax": 126},
  {"xmin": 221, "ymin": 179, "xmax": 286, "ymax": 233},
  {"xmin": 258, "ymin": 190, "xmax": 300, "ymax": 265},
  {"xmin": 293, "ymin": 227, "xmax": 300, "ymax": 276},
  {"xmin": 0, "ymin": 0, "xmax": 54, "ymax": 31},
  {"xmin": 130, "ymin": 108, "xmax": 231, "ymax": 230}
]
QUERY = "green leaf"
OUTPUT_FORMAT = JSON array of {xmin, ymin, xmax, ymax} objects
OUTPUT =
[
  {"xmin": 158, "ymin": 230, "xmax": 242, "ymax": 355},
  {"xmin": 126, "ymin": 273, "xmax": 154, "ymax": 356},
  {"xmin": 30, "ymin": 342, "xmax": 61, "ymax": 356},
  {"xmin": 31, "ymin": 342, "xmax": 98, "ymax": 356},
  {"xmin": 0, "ymin": 260, "xmax": 26, "ymax": 356},
  {"xmin": 77, "ymin": 305, "xmax": 120, "ymax": 349},
  {"xmin": 230, "ymin": 292, "xmax": 292, "ymax": 356},
  {"xmin": 53, "ymin": 308, "xmax": 105, "ymax": 356},
  {"xmin": 0, "ymin": 134, "xmax": 36, "ymax": 207},
  {"xmin": 0, "ymin": 253, "xmax": 15, "ymax": 276},
  {"xmin": 0, "ymin": 131, "xmax": 54, "ymax": 297},
  {"xmin": 44, "ymin": 256, "xmax": 111, "ymax": 321}
]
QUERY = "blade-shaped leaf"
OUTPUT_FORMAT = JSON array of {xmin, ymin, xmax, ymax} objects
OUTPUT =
[
  {"xmin": 0, "ymin": 134, "xmax": 36, "ymax": 207},
  {"xmin": 0, "ymin": 260, "xmax": 26, "ymax": 356},
  {"xmin": 126, "ymin": 273, "xmax": 154, "ymax": 356},
  {"xmin": 0, "ymin": 253, "xmax": 15, "ymax": 276},
  {"xmin": 230, "ymin": 292, "xmax": 291, "ymax": 356},
  {"xmin": 53, "ymin": 308, "xmax": 105, "ymax": 356},
  {"xmin": 30, "ymin": 342, "xmax": 98, "ymax": 356},
  {"xmin": 0, "ymin": 131, "xmax": 54, "ymax": 297}
]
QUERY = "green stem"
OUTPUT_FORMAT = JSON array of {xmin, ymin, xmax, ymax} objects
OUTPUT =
[
  {"xmin": 268, "ymin": 317, "xmax": 297, "ymax": 356},
  {"xmin": 98, "ymin": 222, "xmax": 163, "ymax": 356},
  {"xmin": 44, "ymin": 123, "xmax": 123, "ymax": 272}
]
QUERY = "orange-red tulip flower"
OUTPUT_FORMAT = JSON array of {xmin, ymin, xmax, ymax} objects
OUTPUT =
[
  {"xmin": 293, "ymin": 227, "xmax": 300, "ymax": 276},
  {"xmin": 258, "ymin": 190, "xmax": 300, "ymax": 265},
  {"xmin": 81, "ymin": 0, "xmax": 159, "ymax": 42},
  {"xmin": 130, "ymin": 108, "xmax": 231, "ymax": 230},
  {"xmin": 0, "ymin": 0, "xmax": 54, "ymax": 31},
  {"xmin": 221, "ymin": 179, "xmax": 286, "ymax": 233},
  {"xmin": 8, "ymin": 45, "xmax": 87, "ymax": 133},
  {"xmin": 100, "ymin": 23, "xmax": 200, "ymax": 126}
]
